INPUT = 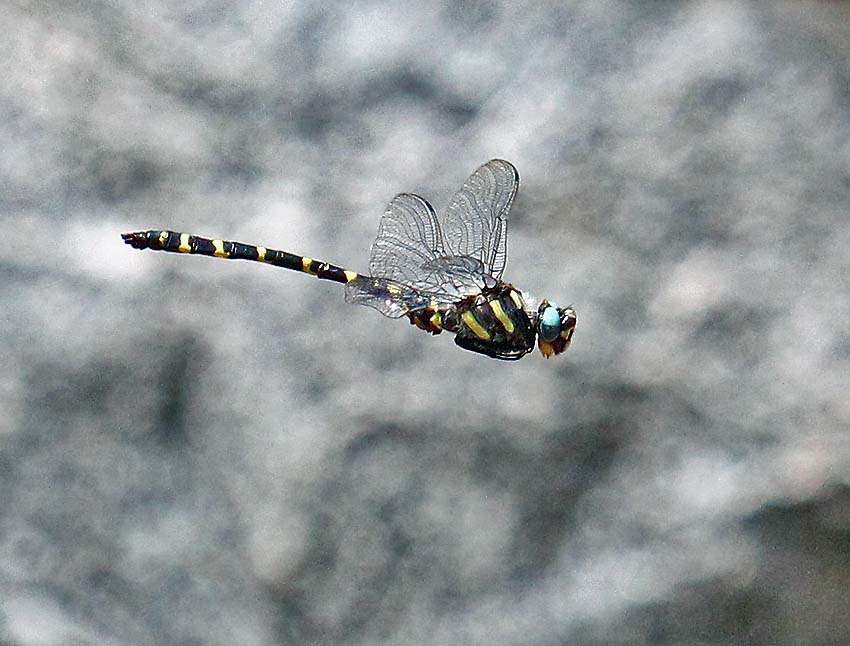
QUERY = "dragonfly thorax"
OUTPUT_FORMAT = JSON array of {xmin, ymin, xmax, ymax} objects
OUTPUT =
[{"xmin": 434, "ymin": 283, "xmax": 536, "ymax": 360}]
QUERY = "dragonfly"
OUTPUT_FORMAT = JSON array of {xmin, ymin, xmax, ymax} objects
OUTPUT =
[{"xmin": 122, "ymin": 159, "xmax": 576, "ymax": 360}]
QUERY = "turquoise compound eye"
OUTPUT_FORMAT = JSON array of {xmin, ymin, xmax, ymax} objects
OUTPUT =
[{"xmin": 540, "ymin": 305, "xmax": 561, "ymax": 342}]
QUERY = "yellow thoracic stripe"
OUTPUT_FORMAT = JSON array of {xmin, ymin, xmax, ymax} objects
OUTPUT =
[
  {"xmin": 178, "ymin": 233, "xmax": 191, "ymax": 253},
  {"xmin": 213, "ymin": 239, "xmax": 228, "ymax": 258},
  {"xmin": 488, "ymin": 299, "xmax": 515, "ymax": 333},
  {"xmin": 462, "ymin": 311, "xmax": 491, "ymax": 340},
  {"xmin": 429, "ymin": 311, "xmax": 442, "ymax": 328},
  {"xmin": 344, "ymin": 270, "xmax": 358, "ymax": 282},
  {"xmin": 302, "ymin": 257, "xmax": 313, "ymax": 273},
  {"xmin": 509, "ymin": 290, "xmax": 525, "ymax": 310}
]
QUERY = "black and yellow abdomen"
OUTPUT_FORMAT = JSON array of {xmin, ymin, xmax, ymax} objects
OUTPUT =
[{"xmin": 121, "ymin": 230, "xmax": 359, "ymax": 285}]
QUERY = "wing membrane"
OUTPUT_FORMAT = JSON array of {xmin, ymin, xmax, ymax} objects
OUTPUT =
[
  {"xmin": 369, "ymin": 193, "xmax": 444, "ymax": 286},
  {"xmin": 352, "ymin": 161, "xmax": 517, "ymax": 319},
  {"xmin": 344, "ymin": 275, "xmax": 434, "ymax": 318},
  {"xmin": 367, "ymin": 192, "xmax": 487, "ymax": 302},
  {"xmin": 441, "ymin": 159, "xmax": 518, "ymax": 279}
]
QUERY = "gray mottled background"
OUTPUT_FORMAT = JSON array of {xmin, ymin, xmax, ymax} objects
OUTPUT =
[{"xmin": 3, "ymin": 1, "xmax": 850, "ymax": 644}]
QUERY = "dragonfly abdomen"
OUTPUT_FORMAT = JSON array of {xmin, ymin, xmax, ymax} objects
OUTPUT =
[{"xmin": 121, "ymin": 230, "xmax": 359, "ymax": 285}]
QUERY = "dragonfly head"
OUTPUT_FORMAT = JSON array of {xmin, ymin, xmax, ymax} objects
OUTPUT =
[{"xmin": 536, "ymin": 300, "xmax": 577, "ymax": 358}]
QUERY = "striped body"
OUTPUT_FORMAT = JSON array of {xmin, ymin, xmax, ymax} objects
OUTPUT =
[
  {"xmin": 451, "ymin": 286, "xmax": 536, "ymax": 360},
  {"xmin": 407, "ymin": 285, "xmax": 536, "ymax": 360},
  {"xmin": 121, "ymin": 160, "xmax": 577, "ymax": 361},
  {"xmin": 122, "ymin": 230, "xmax": 359, "ymax": 285},
  {"xmin": 122, "ymin": 229, "xmax": 539, "ymax": 359},
  {"xmin": 121, "ymin": 228, "xmax": 571, "ymax": 360}
]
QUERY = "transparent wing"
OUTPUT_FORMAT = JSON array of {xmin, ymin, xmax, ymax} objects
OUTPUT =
[
  {"xmin": 344, "ymin": 275, "xmax": 437, "ymax": 319},
  {"xmin": 368, "ymin": 192, "xmax": 492, "ymax": 302},
  {"xmin": 419, "ymin": 255, "xmax": 496, "ymax": 293},
  {"xmin": 369, "ymin": 193, "xmax": 445, "ymax": 287},
  {"xmin": 441, "ymin": 159, "xmax": 519, "ymax": 280}
]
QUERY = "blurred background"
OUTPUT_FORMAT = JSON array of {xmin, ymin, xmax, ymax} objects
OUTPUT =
[{"xmin": 3, "ymin": 1, "xmax": 850, "ymax": 644}]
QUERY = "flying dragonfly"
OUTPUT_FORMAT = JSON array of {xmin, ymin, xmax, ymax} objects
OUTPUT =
[{"xmin": 122, "ymin": 159, "xmax": 576, "ymax": 360}]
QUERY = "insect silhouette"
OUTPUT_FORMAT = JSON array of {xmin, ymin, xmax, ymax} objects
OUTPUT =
[{"xmin": 123, "ymin": 159, "xmax": 576, "ymax": 360}]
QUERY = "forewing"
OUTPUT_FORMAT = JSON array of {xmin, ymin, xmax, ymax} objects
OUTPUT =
[
  {"xmin": 441, "ymin": 159, "xmax": 518, "ymax": 279},
  {"xmin": 358, "ymin": 164, "xmax": 517, "ymax": 315},
  {"xmin": 369, "ymin": 193, "xmax": 444, "ymax": 286},
  {"xmin": 368, "ymin": 191, "xmax": 487, "ymax": 300}
]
